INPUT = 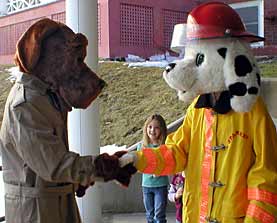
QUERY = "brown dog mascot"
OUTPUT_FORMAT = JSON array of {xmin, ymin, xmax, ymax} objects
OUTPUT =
[{"xmin": 0, "ymin": 18, "xmax": 136, "ymax": 223}]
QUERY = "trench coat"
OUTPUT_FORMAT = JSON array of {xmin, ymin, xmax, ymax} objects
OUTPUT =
[
  {"xmin": 134, "ymin": 96, "xmax": 277, "ymax": 223},
  {"xmin": 0, "ymin": 74, "xmax": 97, "ymax": 223}
]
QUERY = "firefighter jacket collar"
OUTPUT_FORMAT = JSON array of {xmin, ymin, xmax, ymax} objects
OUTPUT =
[{"xmin": 194, "ymin": 91, "xmax": 232, "ymax": 114}]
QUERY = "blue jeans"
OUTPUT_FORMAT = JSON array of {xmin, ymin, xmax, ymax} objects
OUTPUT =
[{"xmin": 142, "ymin": 186, "xmax": 168, "ymax": 223}]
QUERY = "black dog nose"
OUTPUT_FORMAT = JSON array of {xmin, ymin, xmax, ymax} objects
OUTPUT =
[
  {"xmin": 165, "ymin": 63, "xmax": 176, "ymax": 73},
  {"xmin": 99, "ymin": 79, "xmax": 107, "ymax": 89}
]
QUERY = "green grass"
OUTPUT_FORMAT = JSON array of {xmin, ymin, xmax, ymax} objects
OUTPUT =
[
  {"xmin": 98, "ymin": 62, "xmax": 185, "ymax": 146},
  {"xmin": 258, "ymin": 61, "xmax": 277, "ymax": 77},
  {"xmin": 0, "ymin": 65, "xmax": 14, "ymax": 125},
  {"xmin": 1, "ymin": 60, "xmax": 277, "ymax": 147}
]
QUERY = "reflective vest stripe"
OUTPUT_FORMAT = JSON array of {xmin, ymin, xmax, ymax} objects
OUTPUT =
[
  {"xmin": 200, "ymin": 109, "xmax": 214, "ymax": 223},
  {"xmin": 247, "ymin": 203, "xmax": 275, "ymax": 223},
  {"xmin": 142, "ymin": 149, "xmax": 157, "ymax": 173},
  {"xmin": 248, "ymin": 188, "xmax": 277, "ymax": 206},
  {"xmin": 159, "ymin": 145, "xmax": 175, "ymax": 175}
]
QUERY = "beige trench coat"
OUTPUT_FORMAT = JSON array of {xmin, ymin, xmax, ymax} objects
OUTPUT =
[{"xmin": 0, "ymin": 74, "xmax": 97, "ymax": 223}]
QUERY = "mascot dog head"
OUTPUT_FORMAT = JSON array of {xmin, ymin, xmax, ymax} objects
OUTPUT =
[
  {"xmin": 14, "ymin": 18, "xmax": 106, "ymax": 111},
  {"xmin": 164, "ymin": 2, "xmax": 264, "ymax": 112}
]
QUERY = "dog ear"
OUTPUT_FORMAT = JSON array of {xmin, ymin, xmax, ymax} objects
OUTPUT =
[
  {"xmin": 14, "ymin": 18, "xmax": 60, "ymax": 73},
  {"xmin": 223, "ymin": 40, "xmax": 260, "ymax": 112}
]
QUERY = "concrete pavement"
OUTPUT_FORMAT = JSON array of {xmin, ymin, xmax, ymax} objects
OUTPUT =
[{"xmin": 102, "ymin": 212, "xmax": 176, "ymax": 223}]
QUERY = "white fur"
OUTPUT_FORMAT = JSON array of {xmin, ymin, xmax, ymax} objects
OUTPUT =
[
  {"xmin": 223, "ymin": 40, "xmax": 260, "ymax": 112},
  {"xmin": 164, "ymin": 38, "xmax": 260, "ymax": 112}
]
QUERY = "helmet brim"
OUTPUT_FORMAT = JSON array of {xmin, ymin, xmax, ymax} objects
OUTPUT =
[{"xmin": 170, "ymin": 23, "xmax": 264, "ymax": 53}]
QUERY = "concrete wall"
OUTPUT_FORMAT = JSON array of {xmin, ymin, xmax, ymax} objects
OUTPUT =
[
  {"xmin": 102, "ymin": 174, "xmax": 144, "ymax": 213},
  {"xmin": 0, "ymin": 0, "xmax": 191, "ymax": 62},
  {"xmin": 0, "ymin": 0, "xmax": 65, "ymax": 64},
  {"xmin": 102, "ymin": 173, "xmax": 176, "ymax": 213},
  {"xmin": 105, "ymin": 0, "xmax": 190, "ymax": 59},
  {"xmin": 1, "ymin": 0, "xmax": 276, "ymax": 63},
  {"xmin": 101, "ymin": 78, "xmax": 277, "ymax": 213}
]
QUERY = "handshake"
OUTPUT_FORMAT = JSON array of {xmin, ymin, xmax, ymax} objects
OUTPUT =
[{"xmin": 76, "ymin": 151, "xmax": 137, "ymax": 197}]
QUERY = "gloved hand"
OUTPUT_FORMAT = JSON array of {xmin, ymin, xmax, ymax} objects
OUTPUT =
[
  {"xmin": 118, "ymin": 151, "xmax": 138, "ymax": 168},
  {"xmin": 76, "ymin": 182, "xmax": 95, "ymax": 197},
  {"xmin": 94, "ymin": 151, "xmax": 137, "ymax": 187},
  {"xmin": 113, "ymin": 151, "xmax": 137, "ymax": 187},
  {"xmin": 94, "ymin": 152, "xmax": 119, "ymax": 181}
]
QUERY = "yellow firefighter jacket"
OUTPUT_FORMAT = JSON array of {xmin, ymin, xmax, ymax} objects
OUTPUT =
[{"xmin": 135, "ymin": 96, "xmax": 277, "ymax": 223}]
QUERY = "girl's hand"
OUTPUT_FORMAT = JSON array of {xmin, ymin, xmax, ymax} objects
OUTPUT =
[{"xmin": 175, "ymin": 187, "xmax": 183, "ymax": 200}]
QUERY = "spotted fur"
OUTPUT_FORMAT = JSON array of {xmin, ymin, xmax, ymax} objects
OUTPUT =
[{"xmin": 163, "ymin": 38, "xmax": 260, "ymax": 112}]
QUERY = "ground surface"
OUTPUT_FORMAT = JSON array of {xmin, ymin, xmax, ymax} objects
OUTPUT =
[{"xmin": 102, "ymin": 211, "xmax": 175, "ymax": 223}]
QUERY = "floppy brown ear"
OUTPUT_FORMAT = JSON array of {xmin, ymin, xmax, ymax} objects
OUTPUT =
[{"xmin": 14, "ymin": 18, "xmax": 60, "ymax": 73}]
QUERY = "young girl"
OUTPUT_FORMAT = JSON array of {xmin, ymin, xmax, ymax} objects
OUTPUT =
[
  {"xmin": 168, "ymin": 172, "xmax": 185, "ymax": 223},
  {"xmin": 137, "ymin": 114, "xmax": 169, "ymax": 223}
]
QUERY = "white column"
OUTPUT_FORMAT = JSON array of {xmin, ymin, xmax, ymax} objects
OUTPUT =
[{"xmin": 66, "ymin": 1, "xmax": 102, "ymax": 223}]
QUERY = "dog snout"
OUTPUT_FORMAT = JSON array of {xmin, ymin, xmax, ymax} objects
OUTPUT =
[
  {"xmin": 165, "ymin": 63, "xmax": 176, "ymax": 73},
  {"xmin": 99, "ymin": 79, "xmax": 107, "ymax": 89}
]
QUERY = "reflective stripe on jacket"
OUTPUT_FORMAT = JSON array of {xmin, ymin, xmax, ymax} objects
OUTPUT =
[{"xmin": 135, "ymin": 96, "xmax": 277, "ymax": 223}]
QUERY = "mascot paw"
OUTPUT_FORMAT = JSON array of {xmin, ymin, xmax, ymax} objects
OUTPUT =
[
  {"xmin": 94, "ymin": 151, "xmax": 137, "ymax": 187},
  {"xmin": 94, "ymin": 153, "xmax": 119, "ymax": 182},
  {"xmin": 113, "ymin": 151, "xmax": 137, "ymax": 187},
  {"xmin": 76, "ymin": 182, "xmax": 95, "ymax": 197}
]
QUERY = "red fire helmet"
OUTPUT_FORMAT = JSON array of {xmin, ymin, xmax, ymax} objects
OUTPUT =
[{"xmin": 186, "ymin": 1, "xmax": 264, "ymax": 43}]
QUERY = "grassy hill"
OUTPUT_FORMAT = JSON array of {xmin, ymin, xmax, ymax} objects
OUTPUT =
[
  {"xmin": 0, "ymin": 65, "xmax": 14, "ymax": 128},
  {"xmin": 0, "ymin": 63, "xmax": 185, "ymax": 147},
  {"xmin": 0, "ymin": 59, "xmax": 277, "ymax": 147},
  {"xmin": 98, "ymin": 62, "xmax": 185, "ymax": 147}
]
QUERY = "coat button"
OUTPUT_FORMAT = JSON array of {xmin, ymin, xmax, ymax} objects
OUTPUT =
[
  {"xmin": 205, "ymin": 217, "xmax": 220, "ymax": 223},
  {"xmin": 209, "ymin": 181, "xmax": 225, "ymax": 188},
  {"xmin": 211, "ymin": 144, "xmax": 226, "ymax": 152}
]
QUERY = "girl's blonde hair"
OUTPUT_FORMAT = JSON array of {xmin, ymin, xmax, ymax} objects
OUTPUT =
[{"xmin": 142, "ymin": 114, "xmax": 167, "ymax": 147}]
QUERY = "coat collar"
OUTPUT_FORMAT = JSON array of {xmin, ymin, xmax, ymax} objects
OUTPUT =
[
  {"xmin": 17, "ymin": 74, "xmax": 64, "ymax": 111},
  {"xmin": 194, "ymin": 91, "xmax": 232, "ymax": 114},
  {"xmin": 17, "ymin": 73, "xmax": 50, "ymax": 95}
]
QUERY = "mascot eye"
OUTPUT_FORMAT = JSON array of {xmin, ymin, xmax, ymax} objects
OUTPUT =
[{"xmin": 196, "ymin": 53, "xmax": 204, "ymax": 67}]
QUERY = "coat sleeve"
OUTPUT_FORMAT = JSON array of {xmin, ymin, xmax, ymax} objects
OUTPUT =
[
  {"xmin": 245, "ymin": 103, "xmax": 277, "ymax": 223},
  {"xmin": 135, "ymin": 103, "xmax": 194, "ymax": 176},
  {"xmin": 9, "ymin": 101, "xmax": 97, "ymax": 186}
]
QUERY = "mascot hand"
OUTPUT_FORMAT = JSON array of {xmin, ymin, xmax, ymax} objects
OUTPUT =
[
  {"xmin": 119, "ymin": 151, "xmax": 137, "ymax": 168},
  {"xmin": 94, "ymin": 151, "xmax": 137, "ymax": 187},
  {"xmin": 94, "ymin": 153, "xmax": 120, "ymax": 182},
  {"xmin": 76, "ymin": 182, "xmax": 95, "ymax": 198},
  {"xmin": 113, "ymin": 151, "xmax": 137, "ymax": 187}
]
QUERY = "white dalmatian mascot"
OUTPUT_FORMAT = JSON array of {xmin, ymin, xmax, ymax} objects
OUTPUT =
[{"xmin": 120, "ymin": 2, "xmax": 277, "ymax": 222}]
